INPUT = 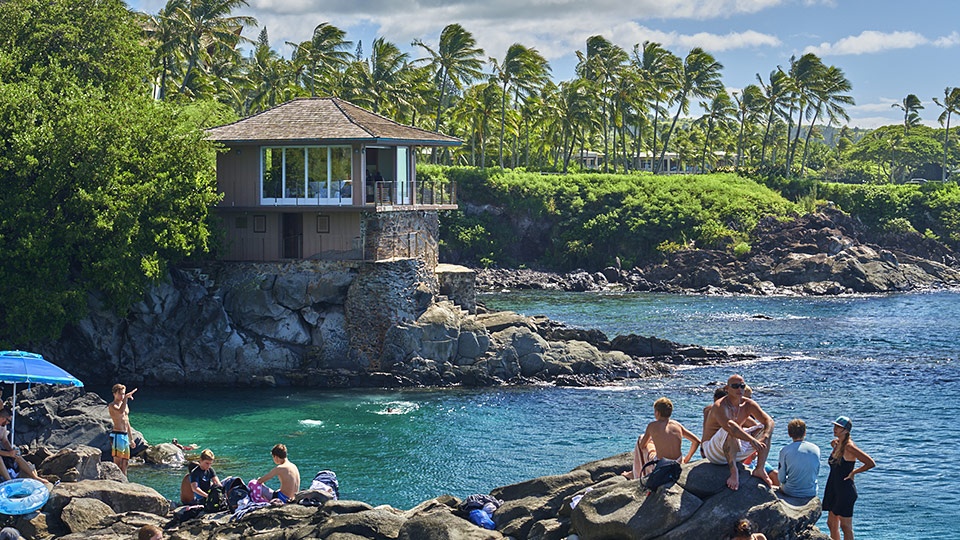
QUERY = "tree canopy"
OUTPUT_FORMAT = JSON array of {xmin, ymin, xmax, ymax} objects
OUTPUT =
[{"xmin": 0, "ymin": 0, "xmax": 222, "ymax": 345}]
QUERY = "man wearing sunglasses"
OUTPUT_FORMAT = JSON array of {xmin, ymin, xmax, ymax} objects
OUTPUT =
[{"xmin": 702, "ymin": 374, "xmax": 775, "ymax": 491}]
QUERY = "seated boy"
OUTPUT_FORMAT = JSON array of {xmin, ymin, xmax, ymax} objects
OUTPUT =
[
  {"xmin": 256, "ymin": 444, "xmax": 300, "ymax": 503},
  {"xmin": 624, "ymin": 397, "xmax": 701, "ymax": 480},
  {"xmin": 189, "ymin": 449, "xmax": 222, "ymax": 504}
]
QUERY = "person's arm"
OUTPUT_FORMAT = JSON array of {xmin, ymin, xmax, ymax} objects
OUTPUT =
[
  {"xmin": 718, "ymin": 403, "xmax": 766, "ymax": 451},
  {"xmin": 191, "ymin": 480, "xmax": 208, "ymax": 499},
  {"xmin": 678, "ymin": 423, "xmax": 701, "ymax": 463},
  {"xmin": 747, "ymin": 400, "xmax": 775, "ymax": 442},
  {"xmin": 844, "ymin": 442, "xmax": 875, "ymax": 480},
  {"xmin": 257, "ymin": 467, "xmax": 278, "ymax": 485},
  {"xmin": 213, "ymin": 474, "xmax": 222, "ymax": 487}
]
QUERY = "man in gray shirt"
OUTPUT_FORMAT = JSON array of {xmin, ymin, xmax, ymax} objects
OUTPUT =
[{"xmin": 778, "ymin": 418, "xmax": 821, "ymax": 498}]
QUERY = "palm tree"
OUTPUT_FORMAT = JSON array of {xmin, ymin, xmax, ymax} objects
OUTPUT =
[
  {"xmin": 894, "ymin": 94, "xmax": 924, "ymax": 135},
  {"xmin": 490, "ymin": 43, "xmax": 551, "ymax": 168},
  {"xmin": 413, "ymin": 24, "xmax": 485, "ymax": 137},
  {"xmin": 933, "ymin": 87, "xmax": 960, "ymax": 181},
  {"xmin": 141, "ymin": 0, "xmax": 187, "ymax": 100},
  {"xmin": 632, "ymin": 42, "xmax": 680, "ymax": 171},
  {"xmin": 696, "ymin": 90, "xmax": 736, "ymax": 172},
  {"xmin": 576, "ymin": 36, "xmax": 627, "ymax": 172},
  {"xmin": 173, "ymin": 0, "xmax": 257, "ymax": 96},
  {"xmin": 799, "ymin": 65, "xmax": 853, "ymax": 175},
  {"xmin": 783, "ymin": 53, "xmax": 826, "ymax": 175},
  {"xmin": 244, "ymin": 28, "xmax": 296, "ymax": 114},
  {"xmin": 756, "ymin": 69, "xmax": 790, "ymax": 167},
  {"xmin": 656, "ymin": 47, "xmax": 723, "ymax": 174},
  {"xmin": 732, "ymin": 85, "xmax": 764, "ymax": 167},
  {"xmin": 288, "ymin": 22, "xmax": 352, "ymax": 97},
  {"xmin": 348, "ymin": 37, "xmax": 415, "ymax": 116}
]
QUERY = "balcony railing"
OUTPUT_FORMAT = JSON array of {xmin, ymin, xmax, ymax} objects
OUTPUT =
[{"xmin": 369, "ymin": 180, "xmax": 457, "ymax": 207}]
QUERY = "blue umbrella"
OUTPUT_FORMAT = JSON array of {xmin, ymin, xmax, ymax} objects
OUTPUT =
[{"xmin": 0, "ymin": 350, "xmax": 84, "ymax": 446}]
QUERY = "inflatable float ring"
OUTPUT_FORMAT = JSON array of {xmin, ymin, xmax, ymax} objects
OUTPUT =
[{"xmin": 0, "ymin": 478, "xmax": 50, "ymax": 515}]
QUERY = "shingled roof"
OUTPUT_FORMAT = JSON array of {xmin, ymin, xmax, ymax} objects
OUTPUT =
[{"xmin": 206, "ymin": 97, "xmax": 461, "ymax": 146}]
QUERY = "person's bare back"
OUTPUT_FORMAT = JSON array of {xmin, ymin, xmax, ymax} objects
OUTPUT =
[
  {"xmin": 646, "ymin": 419, "xmax": 685, "ymax": 461},
  {"xmin": 258, "ymin": 444, "xmax": 301, "ymax": 501}
]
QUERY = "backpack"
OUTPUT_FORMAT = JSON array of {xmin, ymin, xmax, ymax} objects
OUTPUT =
[
  {"xmin": 203, "ymin": 485, "xmax": 224, "ymax": 513},
  {"xmin": 222, "ymin": 476, "xmax": 250, "ymax": 512},
  {"xmin": 641, "ymin": 460, "xmax": 682, "ymax": 491},
  {"xmin": 310, "ymin": 470, "xmax": 340, "ymax": 499}
]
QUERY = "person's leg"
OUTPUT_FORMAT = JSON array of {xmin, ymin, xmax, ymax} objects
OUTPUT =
[
  {"xmin": 839, "ymin": 516, "xmax": 854, "ymax": 540},
  {"xmin": 827, "ymin": 512, "xmax": 841, "ymax": 540},
  {"xmin": 749, "ymin": 428, "xmax": 773, "ymax": 486},
  {"xmin": 723, "ymin": 433, "xmax": 740, "ymax": 490}
]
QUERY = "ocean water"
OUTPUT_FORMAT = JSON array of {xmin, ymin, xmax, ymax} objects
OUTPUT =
[{"xmin": 123, "ymin": 290, "xmax": 960, "ymax": 539}]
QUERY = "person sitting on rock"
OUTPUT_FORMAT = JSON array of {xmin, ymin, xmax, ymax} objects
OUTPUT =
[
  {"xmin": 190, "ymin": 449, "xmax": 222, "ymax": 504},
  {"xmin": 777, "ymin": 418, "xmax": 820, "ymax": 498},
  {"xmin": 622, "ymin": 397, "xmax": 700, "ymax": 480},
  {"xmin": 0, "ymin": 408, "xmax": 48, "ymax": 485},
  {"xmin": 702, "ymin": 374, "xmax": 775, "ymax": 490},
  {"xmin": 256, "ymin": 444, "xmax": 300, "ymax": 504}
]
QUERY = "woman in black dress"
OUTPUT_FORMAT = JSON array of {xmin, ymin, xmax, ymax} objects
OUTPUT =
[{"xmin": 822, "ymin": 416, "xmax": 875, "ymax": 540}]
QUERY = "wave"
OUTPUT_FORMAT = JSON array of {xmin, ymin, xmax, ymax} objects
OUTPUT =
[{"xmin": 298, "ymin": 419, "xmax": 324, "ymax": 427}]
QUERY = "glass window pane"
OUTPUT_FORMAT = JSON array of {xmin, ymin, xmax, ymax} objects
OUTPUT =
[
  {"xmin": 262, "ymin": 148, "xmax": 282, "ymax": 198},
  {"xmin": 308, "ymin": 147, "xmax": 329, "ymax": 198},
  {"xmin": 331, "ymin": 147, "xmax": 352, "ymax": 199},
  {"xmin": 285, "ymin": 148, "xmax": 305, "ymax": 198}
]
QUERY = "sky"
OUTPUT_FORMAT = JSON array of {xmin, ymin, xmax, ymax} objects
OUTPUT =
[{"xmin": 128, "ymin": 0, "xmax": 960, "ymax": 129}]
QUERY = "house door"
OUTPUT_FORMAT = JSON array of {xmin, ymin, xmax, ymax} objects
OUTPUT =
[{"xmin": 282, "ymin": 213, "xmax": 302, "ymax": 258}]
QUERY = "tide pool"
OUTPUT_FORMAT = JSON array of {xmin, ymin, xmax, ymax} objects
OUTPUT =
[{"xmin": 124, "ymin": 290, "xmax": 960, "ymax": 539}]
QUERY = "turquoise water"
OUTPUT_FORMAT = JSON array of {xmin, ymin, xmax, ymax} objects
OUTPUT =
[{"xmin": 123, "ymin": 290, "xmax": 960, "ymax": 539}]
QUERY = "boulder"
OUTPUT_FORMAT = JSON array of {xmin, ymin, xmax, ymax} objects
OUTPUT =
[
  {"xmin": 60, "ymin": 497, "xmax": 115, "ymax": 533},
  {"xmin": 314, "ymin": 506, "xmax": 407, "ymax": 539},
  {"xmin": 39, "ymin": 445, "xmax": 102, "ymax": 482},
  {"xmin": 570, "ymin": 460, "xmax": 823, "ymax": 540},
  {"xmin": 491, "ymin": 469, "xmax": 593, "ymax": 539},
  {"xmin": 143, "ymin": 442, "xmax": 184, "ymax": 466},
  {"xmin": 46, "ymin": 480, "xmax": 170, "ymax": 520},
  {"xmin": 398, "ymin": 509, "xmax": 503, "ymax": 540}
]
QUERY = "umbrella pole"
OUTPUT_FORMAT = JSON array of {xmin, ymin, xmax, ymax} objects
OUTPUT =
[{"xmin": 10, "ymin": 382, "xmax": 15, "ymax": 448}]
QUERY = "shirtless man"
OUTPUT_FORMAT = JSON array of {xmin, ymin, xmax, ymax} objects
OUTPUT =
[
  {"xmin": 108, "ymin": 383, "xmax": 137, "ymax": 475},
  {"xmin": 257, "ymin": 444, "xmax": 300, "ymax": 503},
  {"xmin": 623, "ymin": 397, "xmax": 700, "ymax": 480},
  {"xmin": 702, "ymin": 374, "xmax": 775, "ymax": 490}
]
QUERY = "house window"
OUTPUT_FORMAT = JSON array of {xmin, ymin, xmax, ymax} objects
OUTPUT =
[{"xmin": 261, "ymin": 145, "xmax": 352, "ymax": 204}]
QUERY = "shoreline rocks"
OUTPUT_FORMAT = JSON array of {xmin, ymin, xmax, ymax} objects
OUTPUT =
[
  {"xmin": 38, "ymin": 451, "xmax": 828, "ymax": 540},
  {"xmin": 475, "ymin": 207, "xmax": 960, "ymax": 296}
]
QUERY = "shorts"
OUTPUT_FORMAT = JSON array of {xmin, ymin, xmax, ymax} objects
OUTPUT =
[
  {"xmin": 273, "ymin": 490, "xmax": 290, "ymax": 503},
  {"xmin": 702, "ymin": 424, "xmax": 764, "ymax": 465},
  {"xmin": 111, "ymin": 431, "xmax": 131, "ymax": 460}
]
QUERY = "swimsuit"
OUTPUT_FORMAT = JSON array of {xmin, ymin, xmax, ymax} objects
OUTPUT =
[
  {"xmin": 702, "ymin": 423, "xmax": 764, "ymax": 465},
  {"xmin": 272, "ymin": 490, "xmax": 290, "ymax": 503},
  {"xmin": 822, "ymin": 457, "xmax": 858, "ymax": 517},
  {"xmin": 111, "ymin": 431, "xmax": 130, "ymax": 460}
]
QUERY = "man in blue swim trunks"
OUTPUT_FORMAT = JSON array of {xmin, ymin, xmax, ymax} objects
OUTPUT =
[
  {"xmin": 256, "ymin": 444, "xmax": 300, "ymax": 503},
  {"xmin": 108, "ymin": 384, "xmax": 137, "ymax": 475}
]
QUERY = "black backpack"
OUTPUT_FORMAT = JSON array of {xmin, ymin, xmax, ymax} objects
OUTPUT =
[
  {"xmin": 203, "ymin": 485, "xmax": 224, "ymax": 512},
  {"xmin": 221, "ymin": 477, "xmax": 250, "ymax": 512},
  {"xmin": 641, "ymin": 460, "xmax": 682, "ymax": 491}
]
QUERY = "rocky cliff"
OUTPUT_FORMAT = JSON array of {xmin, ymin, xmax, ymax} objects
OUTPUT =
[{"xmin": 40, "ymin": 259, "xmax": 742, "ymax": 388}]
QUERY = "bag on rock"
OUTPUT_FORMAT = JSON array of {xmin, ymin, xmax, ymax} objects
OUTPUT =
[
  {"xmin": 221, "ymin": 476, "xmax": 250, "ymax": 511},
  {"xmin": 203, "ymin": 485, "xmax": 224, "ymax": 512},
  {"xmin": 641, "ymin": 460, "xmax": 682, "ymax": 491}
]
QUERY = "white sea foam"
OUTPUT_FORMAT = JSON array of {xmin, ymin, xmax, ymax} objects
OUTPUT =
[
  {"xmin": 299, "ymin": 419, "xmax": 324, "ymax": 427},
  {"xmin": 374, "ymin": 401, "xmax": 419, "ymax": 414}
]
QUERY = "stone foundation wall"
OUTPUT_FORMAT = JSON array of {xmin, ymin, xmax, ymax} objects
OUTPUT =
[
  {"xmin": 361, "ymin": 210, "xmax": 439, "ymax": 270},
  {"xmin": 435, "ymin": 264, "xmax": 477, "ymax": 314}
]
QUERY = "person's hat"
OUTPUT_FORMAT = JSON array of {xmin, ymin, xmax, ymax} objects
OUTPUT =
[{"xmin": 832, "ymin": 416, "xmax": 852, "ymax": 431}]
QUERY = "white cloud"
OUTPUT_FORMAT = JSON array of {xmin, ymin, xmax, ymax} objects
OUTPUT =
[
  {"xmin": 804, "ymin": 30, "xmax": 929, "ymax": 56},
  {"xmin": 933, "ymin": 31, "xmax": 960, "ymax": 47}
]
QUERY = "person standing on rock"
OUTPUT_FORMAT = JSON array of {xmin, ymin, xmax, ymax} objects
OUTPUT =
[
  {"xmin": 256, "ymin": 444, "xmax": 300, "ymax": 503},
  {"xmin": 108, "ymin": 383, "xmax": 137, "ymax": 475},
  {"xmin": 702, "ymin": 374, "xmax": 775, "ymax": 490},
  {"xmin": 823, "ymin": 415, "xmax": 875, "ymax": 540}
]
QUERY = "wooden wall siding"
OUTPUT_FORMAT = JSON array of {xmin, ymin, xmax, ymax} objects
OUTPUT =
[
  {"xmin": 217, "ymin": 146, "xmax": 261, "ymax": 207},
  {"xmin": 217, "ymin": 210, "xmax": 361, "ymax": 261}
]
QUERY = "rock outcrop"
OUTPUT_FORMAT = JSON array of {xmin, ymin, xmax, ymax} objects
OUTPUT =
[
  {"xmin": 56, "ymin": 452, "xmax": 827, "ymax": 540},
  {"xmin": 39, "ymin": 260, "xmax": 741, "ymax": 388},
  {"xmin": 475, "ymin": 207, "xmax": 960, "ymax": 296}
]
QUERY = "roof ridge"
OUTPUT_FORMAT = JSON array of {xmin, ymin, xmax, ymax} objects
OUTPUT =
[{"xmin": 330, "ymin": 97, "xmax": 376, "ymax": 138}]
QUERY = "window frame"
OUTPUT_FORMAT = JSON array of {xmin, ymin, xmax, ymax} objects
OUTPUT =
[{"xmin": 260, "ymin": 145, "xmax": 353, "ymax": 205}]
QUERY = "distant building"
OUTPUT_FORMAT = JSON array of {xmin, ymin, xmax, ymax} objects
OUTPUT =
[{"xmin": 206, "ymin": 98, "xmax": 460, "ymax": 267}]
